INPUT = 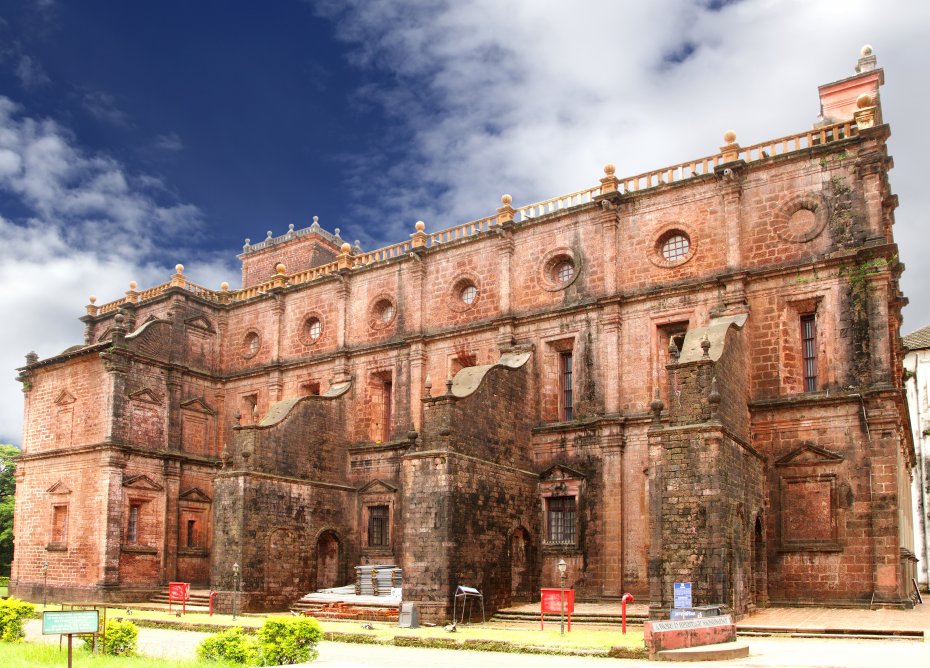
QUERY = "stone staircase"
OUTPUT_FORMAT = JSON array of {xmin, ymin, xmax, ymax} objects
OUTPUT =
[
  {"xmin": 493, "ymin": 605, "xmax": 649, "ymax": 627},
  {"xmin": 149, "ymin": 587, "xmax": 212, "ymax": 610},
  {"xmin": 290, "ymin": 598, "xmax": 399, "ymax": 622}
]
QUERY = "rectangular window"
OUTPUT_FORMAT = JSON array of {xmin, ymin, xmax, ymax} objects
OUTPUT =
[
  {"xmin": 560, "ymin": 352, "xmax": 573, "ymax": 421},
  {"xmin": 368, "ymin": 505, "xmax": 389, "ymax": 547},
  {"xmin": 187, "ymin": 519, "xmax": 197, "ymax": 548},
  {"xmin": 546, "ymin": 496, "xmax": 576, "ymax": 544},
  {"xmin": 381, "ymin": 381, "xmax": 393, "ymax": 443},
  {"xmin": 52, "ymin": 505, "xmax": 68, "ymax": 544},
  {"xmin": 801, "ymin": 314, "xmax": 817, "ymax": 392},
  {"xmin": 127, "ymin": 504, "xmax": 140, "ymax": 544}
]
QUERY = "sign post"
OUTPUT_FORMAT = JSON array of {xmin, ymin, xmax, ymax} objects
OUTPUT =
[
  {"xmin": 673, "ymin": 582, "xmax": 692, "ymax": 609},
  {"xmin": 43, "ymin": 610, "xmax": 100, "ymax": 668}
]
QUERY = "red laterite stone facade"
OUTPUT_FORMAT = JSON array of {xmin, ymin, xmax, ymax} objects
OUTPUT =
[{"xmin": 11, "ymin": 48, "xmax": 918, "ymax": 618}]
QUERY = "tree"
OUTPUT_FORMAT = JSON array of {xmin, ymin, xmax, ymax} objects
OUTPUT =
[{"xmin": 0, "ymin": 444, "xmax": 19, "ymax": 577}]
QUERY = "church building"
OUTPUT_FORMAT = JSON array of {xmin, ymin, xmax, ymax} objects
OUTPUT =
[{"xmin": 11, "ymin": 47, "xmax": 918, "ymax": 619}]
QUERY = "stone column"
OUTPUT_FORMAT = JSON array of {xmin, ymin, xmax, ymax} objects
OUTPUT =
[
  {"xmin": 408, "ymin": 343, "xmax": 427, "ymax": 431},
  {"xmin": 100, "ymin": 452, "xmax": 127, "ymax": 590},
  {"xmin": 601, "ymin": 426, "xmax": 626, "ymax": 596},
  {"xmin": 715, "ymin": 131, "xmax": 745, "ymax": 273},
  {"xmin": 601, "ymin": 305, "xmax": 622, "ymax": 414},
  {"xmin": 496, "ymin": 196, "xmax": 516, "ymax": 349}
]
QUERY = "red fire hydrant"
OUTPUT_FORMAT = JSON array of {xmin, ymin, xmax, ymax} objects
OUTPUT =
[{"xmin": 621, "ymin": 593, "xmax": 634, "ymax": 634}]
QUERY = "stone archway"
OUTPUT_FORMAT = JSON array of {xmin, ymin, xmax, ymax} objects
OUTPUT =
[
  {"xmin": 510, "ymin": 526, "xmax": 532, "ymax": 601},
  {"xmin": 315, "ymin": 530, "xmax": 341, "ymax": 590}
]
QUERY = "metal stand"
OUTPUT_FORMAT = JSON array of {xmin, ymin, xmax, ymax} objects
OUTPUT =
[{"xmin": 453, "ymin": 585, "xmax": 485, "ymax": 624}]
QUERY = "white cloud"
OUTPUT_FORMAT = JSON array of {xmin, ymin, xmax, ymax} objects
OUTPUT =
[
  {"xmin": 153, "ymin": 132, "xmax": 184, "ymax": 152},
  {"xmin": 80, "ymin": 90, "xmax": 131, "ymax": 128},
  {"xmin": 0, "ymin": 98, "xmax": 235, "ymax": 444},
  {"xmin": 317, "ymin": 0, "xmax": 930, "ymax": 331},
  {"xmin": 15, "ymin": 55, "xmax": 50, "ymax": 89}
]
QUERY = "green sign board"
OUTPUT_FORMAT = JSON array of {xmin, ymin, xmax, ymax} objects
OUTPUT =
[{"xmin": 42, "ymin": 610, "xmax": 99, "ymax": 635}]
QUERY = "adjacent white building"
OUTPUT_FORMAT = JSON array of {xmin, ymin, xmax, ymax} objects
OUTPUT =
[{"xmin": 905, "ymin": 323, "xmax": 930, "ymax": 591}]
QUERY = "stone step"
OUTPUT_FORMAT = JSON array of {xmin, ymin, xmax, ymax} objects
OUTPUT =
[
  {"xmin": 492, "ymin": 610, "xmax": 648, "ymax": 626},
  {"xmin": 656, "ymin": 640, "xmax": 750, "ymax": 662}
]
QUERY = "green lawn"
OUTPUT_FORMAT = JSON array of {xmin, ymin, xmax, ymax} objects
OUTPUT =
[
  {"xmin": 0, "ymin": 642, "xmax": 235, "ymax": 668},
  {"xmin": 93, "ymin": 606, "xmax": 643, "ymax": 652}
]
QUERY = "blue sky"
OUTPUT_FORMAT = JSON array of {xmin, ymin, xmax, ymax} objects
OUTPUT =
[{"xmin": 1, "ymin": 0, "xmax": 929, "ymax": 443}]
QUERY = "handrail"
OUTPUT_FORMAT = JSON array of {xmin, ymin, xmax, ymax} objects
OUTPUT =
[{"xmin": 91, "ymin": 120, "xmax": 858, "ymax": 315}]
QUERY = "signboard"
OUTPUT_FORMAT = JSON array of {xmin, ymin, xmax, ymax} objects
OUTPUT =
[
  {"xmin": 651, "ymin": 615, "xmax": 732, "ymax": 633},
  {"xmin": 539, "ymin": 588, "xmax": 575, "ymax": 631},
  {"xmin": 673, "ymin": 581, "xmax": 692, "ymax": 609},
  {"xmin": 42, "ymin": 610, "xmax": 99, "ymax": 635}
]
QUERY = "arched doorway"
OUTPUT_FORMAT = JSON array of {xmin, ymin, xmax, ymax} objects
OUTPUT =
[
  {"xmin": 316, "ymin": 531, "xmax": 341, "ymax": 590},
  {"xmin": 752, "ymin": 514, "xmax": 767, "ymax": 605},
  {"xmin": 510, "ymin": 527, "xmax": 532, "ymax": 601}
]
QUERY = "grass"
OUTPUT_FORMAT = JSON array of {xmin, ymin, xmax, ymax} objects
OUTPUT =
[
  {"xmin": 0, "ymin": 586, "xmax": 8, "ymax": 597},
  {"xmin": 86, "ymin": 605, "xmax": 643, "ymax": 651},
  {"xmin": 0, "ymin": 642, "xmax": 235, "ymax": 668}
]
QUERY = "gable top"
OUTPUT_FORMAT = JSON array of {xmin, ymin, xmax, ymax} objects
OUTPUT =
[
  {"xmin": 775, "ymin": 443, "xmax": 844, "ymax": 467},
  {"xmin": 539, "ymin": 464, "xmax": 586, "ymax": 481},
  {"xmin": 184, "ymin": 315, "xmax": 215, "ymax": 333},
  {"xmin": 179, "ymin": 487, "xmax": 212, "ymax": 502},
  {"xmin": 129, "ymin": 388, "xmax": 162, "ymax": 405},
  {"xmin": 180, "ymin": 397, "xmax": 216, "ymax": 414},
  {"xmin": 54, "ymin": 390, "xmax": 76, "ymax": 406},
  {"xmin": 359, "ymin": 479, "xmax": 398, "ymax": 494},
  {"xmin": 123, "ymin": 474, "xmax": 164, "ymax": 491},
  {"xmin": 46, "ymin": 480, "xmax": 71, "ymax": 494}
]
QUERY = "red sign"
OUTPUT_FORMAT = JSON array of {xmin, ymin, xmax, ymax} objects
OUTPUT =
[
  {"xmin": 168, "ymin": 582, "xmax": 190, "ymax": 615},
  {"xmin": 540, "ymin": 588, "xmax": 574, "ymax": 631}
]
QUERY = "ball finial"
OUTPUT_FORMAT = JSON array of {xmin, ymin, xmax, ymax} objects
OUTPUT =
[
  {"xmin": 723, "ymin": 130, "xmax": 737, "ymax": 144},
  {"xmin": 341, "ymin": 242, "xmax": 352, "ymax": 253},
  {"xmin": 275, "ymin": 262, "xmax": 286, "ymax": 275},
  {"xmin": 89, "ymin": 295, "xmax": 97, "ymax": 304},
  {"xmin": 220, "ymin": 281, "xmax": 229, "ymax": 291},
  {"xmin": 129, "ymin": 280, "xmax": 137, "ymax": 290},
  {"xmin": 861, "ymin": 44, "xmax": 873, "ymax": 57},
  {"xmin": 175, "ymin": 264, "xmax": 184, "ymax": 274},
  {"xmin": 603, "ymin": 163, "xmax": 616, "ymax": 176},
  {"xmin": 415, "ymin": 220, "xmax": 425, "ymax": 232},
  {"xmin": 856, "ymin": 93, "xmax": 872, "ymax": 109},
  {"xmin": 501, "ymin": 194, "xmax": 512, "ymax": 206}
]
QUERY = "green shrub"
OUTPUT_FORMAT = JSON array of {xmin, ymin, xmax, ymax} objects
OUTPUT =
[
  {"xmin": 197, "ymin": 626, "xmax": 259, "ymax": 665},
  {"xmin": 103, "ymin": 618, "xmax": 138, "ymax": 656},
  {"xmin": 0, "ymin": 576, "xmax": 10, "ymax": 587},
  {"xmin": 0, "ymin": 597, "xmax": 35, "ymax": 642},
  {"xmin": 82, "ymin": 618, "xmax": 139, "ymax": 655},
  {"xmin": 257, "ymin": 617, "xmax": 323, "ymax": 665}
]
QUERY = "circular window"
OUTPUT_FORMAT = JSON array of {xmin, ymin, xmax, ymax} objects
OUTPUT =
[
  {"xmin": 650, "ymin": 227, "xmax": 696, "ymax": 268},
  {"xmin": 774, "ymin": 194, "xmax": 828, "ymax": 243},
  {"xmin": 540, "ymin": 249, "xmax": 581, "ymax": 291},
  {"xmin": 242, "ymin": 331, "xmax": 261, "ymax": 359},
  {"xmin": 461, "ymin": 284, "xmax": 477, "ymax": 305},
  {"xmin": 661, "ymin": 234, "xmax": 690, "ymax": 262},
  {"xmin": 369, "ymin": 295, "xmax": 397, "ymax": 329},
  {"xmin": 300, "ymin": 316, "xmax": 323, "ymax": 345}
]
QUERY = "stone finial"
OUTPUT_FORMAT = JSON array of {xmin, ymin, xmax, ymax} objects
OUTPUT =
[
  {"xmin": 424, "ymin": 374, "xmax": 432, "ymax": 397},
  {"xmin": 701, "ymin": 334, "xmax": 711, "ymax": 359},
  {"xmin": 856, "ymin": 44, "xmax": 877, "ymax": 73},
  {"xmin": 721, "ymin": 131, "xmax": 740, "ymax": 163},
  {"xmin": 171, "ymin": 264, "xmax": 185, "ymax": 287},
  {"xmin": 354, "ymin": 240, "xmax": 362, "ymax": 252},
  {"xmin": 411, "ymin": 220, "xmax": 428, "ymax": 248},
  {"xmin": 275, "ymin": 262, "xmax": 286, "ymax": 275},
  {"xmin": 175, "ymin": 264, "xmax": 184, "ymax": 275},
  {"xmin": 497, "ymin": 194, "xmax": 515, "ymax": 225},
  {"xmin": 89, "ymin": 295, "xmax": 97, "ymax": 304},
  {"xmin": 445, "ymin": 373, "xmax": 454, "ymax": 395},
  {"xmin": 234, "ymin": 410, "xmax": 241, "ymax": 426},
  {"xmin": 668, "ymin": 337, "xmax": 679, "ymax": 360},
  {"xmin": 25, "ymin": 351, "xmax": 39, "ymax": 365},
  {"xmin": 854, "ymin": 92, "xmax": 877, "ymax": 129},
  {"xmin": 129, "ymin": 280, "xmax": 137, "ymax": 290},
  {"xmin": 650, "ymin": 388, "xmax": 664, "ymax": 423},
  {"xmin": 288, "ymin": 223, "xmax": 295, "ymax": 235},
  {"xmin": 334, "ymin": 228, "xmax": 342, "ymax": 240},
  {"xmin": 310, "ymin": 216, "xmax": 320, "ymax": 230},
  {"xmin": 113, "ymin": 312, "xmax": 126, "ymax": 333},
  {"xmin": 708, "ymin": 376, "xmax": 721, "ymax": 418},
  {"xmin": 600, "ymin": 162, "xmax": 619, "ymax": 194},
  {"xmin": 337, "ymin": 242, "xmax": 353, "ymax": 270},
  {"xmin": 266, "ymin": 230, "xmax": 273, "ymax": 240},
  {"xmin": 220, "ymin": 281, "xmax": 229, "ymax": 291}
]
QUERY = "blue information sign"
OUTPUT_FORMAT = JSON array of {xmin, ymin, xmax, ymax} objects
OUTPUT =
[{"xmin": 673, "ymin": 582, "xmax": 692, "ymax": 609}]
